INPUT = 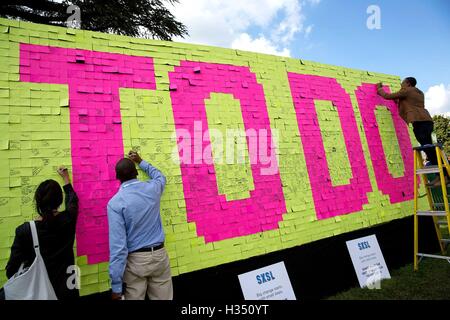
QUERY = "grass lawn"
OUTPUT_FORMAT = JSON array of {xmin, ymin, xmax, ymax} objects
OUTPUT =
[{"xmin": 328, "ymin": 256, "xmax": 450, "ymax": 300}]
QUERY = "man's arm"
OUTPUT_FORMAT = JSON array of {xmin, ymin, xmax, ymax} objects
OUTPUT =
[
  {"xmin": 139, "ymin": 160, "xmax": 166, "ymax": 193},
  {"xmin": 128, "ymin": 151, "xmax": 166, "ymax": 194},
  {"xmin": 107, "ymin": 204, "xmax": 128, "ymax": 298},
  {"xmin": 377, "ymin": 83, "xmax": 408, "ymax": 100}
]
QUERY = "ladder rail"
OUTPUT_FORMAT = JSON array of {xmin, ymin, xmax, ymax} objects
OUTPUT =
[
  {"xmin": 417, "ymin": 150, "xmax": 445, "ymax": 253},
  {"xmin": 414, "ymin": 145, "xmax": 450, "ymax": 271},
  {"xmin": 414, "ymin": 150, "xmax": 419, "ymax": 271},
  {"xmin": 435, "ymin": 148, "xmax": 450, "ymax": 231},
  {"xmin": 432, "ymin": 216, "xmax": 446, "ymax": 254}
]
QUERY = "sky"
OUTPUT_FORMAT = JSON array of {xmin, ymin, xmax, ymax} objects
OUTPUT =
[{"xmin": 171, "ymin": 0, "xmax": 450, "ymax": 116}]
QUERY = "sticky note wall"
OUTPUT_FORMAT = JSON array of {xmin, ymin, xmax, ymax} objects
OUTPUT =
[{"xmin": 0, "ymin": 18, "xmax": 428, "ymax": 296}]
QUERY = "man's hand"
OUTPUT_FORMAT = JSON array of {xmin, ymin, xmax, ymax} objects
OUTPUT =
[
  {"xmin": 128, "ymin": 150, "xmax": 143, "ymax": 164},
  {"xmin": 111, "ymin": 292, "xmax": 123, "ymax": 300},
  {"xmin": 376, "ymin": 82, "xmax": 384, "ymax": 96},
  {"xmin": 57, "ymin": 166, "xmax": 70, "ymax": 185}
]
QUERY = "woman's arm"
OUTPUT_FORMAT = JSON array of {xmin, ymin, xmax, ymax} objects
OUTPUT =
[
  {"xmin": 63, "ymin": 183, "xmax": 79, "ymax": 218},
  {"xmin": 58, "ymin": 167, "xmax": 79, "ymax": 219},
  {"xmin": 5, "ymin": 226, "xmax": 28, "ymax": 279}
]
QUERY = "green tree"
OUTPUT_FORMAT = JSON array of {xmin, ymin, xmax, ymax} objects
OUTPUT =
[
  {"xmin": 433, "ymin": 115, "xmax": 450, "ymax": 156},
  {"xmin": 0, "ymin": 0, "xmax": 188, "ymax": 41}
]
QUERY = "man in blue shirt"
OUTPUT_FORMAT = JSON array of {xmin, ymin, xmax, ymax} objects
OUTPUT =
[{"xmin": 108, "ymin": 150, "xmax": 172, "ymax": 300}]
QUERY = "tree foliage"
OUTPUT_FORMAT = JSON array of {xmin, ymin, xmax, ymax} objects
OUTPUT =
[
  {"xmin": 0, "ymin": 0, "xmax": 188, "ymax": 41},
  {"xmin": 433, "ymin": 115, "xmax": 450, "ymax": 156}
]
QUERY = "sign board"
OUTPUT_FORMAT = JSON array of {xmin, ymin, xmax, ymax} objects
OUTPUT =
[
  {"xmin": 346, "ymin": 234, "xmax": 391, "ymax": 288},
  {"xmin": 238, "ymin": 261, "xmax": 296, "ymax": 300}
]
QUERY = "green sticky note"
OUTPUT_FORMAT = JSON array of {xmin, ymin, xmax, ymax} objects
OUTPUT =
[
  {"xmin": 10, "ymin": 177, "xmax": 21, "ymax": 187},
  {"xmin": 0, "ymin": 140, "xmax": 8, "ymax": 150},
  {"xmin": 0, "ymin": 178, "xmax": 8, "ymax": 187},
  {"xmin": 59, "ymin": 98, "xmax": 69, "ymax": 107}
]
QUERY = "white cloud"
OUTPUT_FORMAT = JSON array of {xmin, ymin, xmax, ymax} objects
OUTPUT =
[
  {"xmin": 231, "ymin": 33, "xmax": 290, "ymax": 56},
  {"xmin": 172, "ymin": 0, "xmax": 316, "ymax": 57},
  {"xmin": 270, "ymin": 0, "xmax": 302, "ymax": 46},
  {"xmin": 304, "ymin": 25, "xmax": 314, "ymax": 39},
  {"xmin": 425, "ymin": 84, "xmax": 450, "ymax": 117}
]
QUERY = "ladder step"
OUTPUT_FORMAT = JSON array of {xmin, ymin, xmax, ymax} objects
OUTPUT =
[
  {"xmin": 416, "ymin": 166, "xmax": 441, "ymax": 174},
  {"xmin": 413, "ymin": 143, "xmax": 443, "ymax": 151},
  {"xmin": 433, "ymin": 203, "xmax": 450, "ymax": 209},
  {"xmin": 441, "ymin": 239, "xmax": 450, "ymax": 244},
  {"xmin": 416, "ymin": 211, "xmax": 448, "ymax": 217},
  {"xmin": 427, "ymin": 184, "xmax": 450, "ymax": 189},
  {"xmin": 417, "ymin": 253, "xmax": 450, "ymax": 260},
  {"xmin": 437, "ymin": 220, "xmax": 448, "ymax": 225}
]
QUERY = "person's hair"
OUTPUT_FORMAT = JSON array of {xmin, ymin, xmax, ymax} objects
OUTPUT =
[
  {"xmin": 404, "ymin": 77, "xmax": 417, "ymax": 87},
  {"xmin": 115, "ymin": 158, "xmax": 138, "ymax": 183},
  {"xmin": 34, "ymin": 179, "xmax": 63, "ymax": 222}
]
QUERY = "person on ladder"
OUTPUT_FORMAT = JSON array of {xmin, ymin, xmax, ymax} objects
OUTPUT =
[{"xmin": 377, "ymin": 77, "xmax": 449, "ymax": 186}]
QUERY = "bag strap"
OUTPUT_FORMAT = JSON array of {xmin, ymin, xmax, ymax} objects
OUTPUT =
[{"xmin": 29, "ymin": 221, "xmax": 41, "ymax": 256}]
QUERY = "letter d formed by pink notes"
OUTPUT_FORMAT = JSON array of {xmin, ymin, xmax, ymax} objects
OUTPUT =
[
  {"xmin": 169, "ymin": 61, "xmax": 287, "ymax": 242},
  {"xmin": 355, "ymin": 83, "xmax": 414, "ymax": 203},
  {"xmin": 287, "ymin": 73, "xmax": 372, "ymax": 219}
]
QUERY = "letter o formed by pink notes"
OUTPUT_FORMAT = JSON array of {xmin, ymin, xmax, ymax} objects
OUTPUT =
[
  {"xmin": 355, "ymin": 83, "xmax": 414, "ymax": 203},
  {"xmin": 169, "ymin": 61, "xmax": 286, "ymax": 243},
  {"xmin": 20, "ymin": 43, "xmax": 156, "ymax": 263},
  {"xmin": 287, "ymin": 73, "xmax": 372, "ymax": 219}
]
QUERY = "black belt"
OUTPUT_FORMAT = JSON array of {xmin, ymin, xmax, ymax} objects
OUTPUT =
[{"xmin": 131, "ymin": 243, "xmax": 164, "ymax": 253}]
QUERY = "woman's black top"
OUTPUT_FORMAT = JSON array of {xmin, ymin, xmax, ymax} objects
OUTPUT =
[{"xmin": 5, "ymin": 183, "xmax": 79, "ymax": 300}]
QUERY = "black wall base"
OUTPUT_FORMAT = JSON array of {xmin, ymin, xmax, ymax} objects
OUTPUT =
[
  {"xmin": 172, "ymin": 215, "xmax": 438, "ymax": 300},
  {"xmin": 82, "ymin": 215, "xmax": 439, "ymax": 300}
]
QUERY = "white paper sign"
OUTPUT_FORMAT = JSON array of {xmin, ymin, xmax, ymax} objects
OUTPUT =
[
  {"xmin": 238, "ymin": 261, "xmax": 296, "ymax": 300},
  {"xmin": 346, "ymin": 234, "xmax": 391, "ymax": 288}
]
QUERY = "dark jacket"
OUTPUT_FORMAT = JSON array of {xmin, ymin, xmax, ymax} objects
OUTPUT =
[{"xmin": 5, "ymin": 184, "xmax": 79, "ymax": 300}]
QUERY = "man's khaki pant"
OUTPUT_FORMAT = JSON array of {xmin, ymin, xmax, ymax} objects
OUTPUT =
[{"xmin": 123, "ymin": 248, "xmax": 173, "ymax": 300}]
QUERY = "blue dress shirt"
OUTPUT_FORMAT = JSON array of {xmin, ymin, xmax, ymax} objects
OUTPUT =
[{"xmin": 107, "ymin": 160, "xmax": 166, "ymax": 293}]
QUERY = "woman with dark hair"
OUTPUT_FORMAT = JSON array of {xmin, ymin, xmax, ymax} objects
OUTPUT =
[{"xmin": 5, "ymin": 167, "xmax": 80, "ymax": 299}]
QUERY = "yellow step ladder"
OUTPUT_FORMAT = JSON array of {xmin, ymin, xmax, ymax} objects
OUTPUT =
[{"xmin": 413, "ymin": 144, "xmax": 450, "ymax": 271}]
